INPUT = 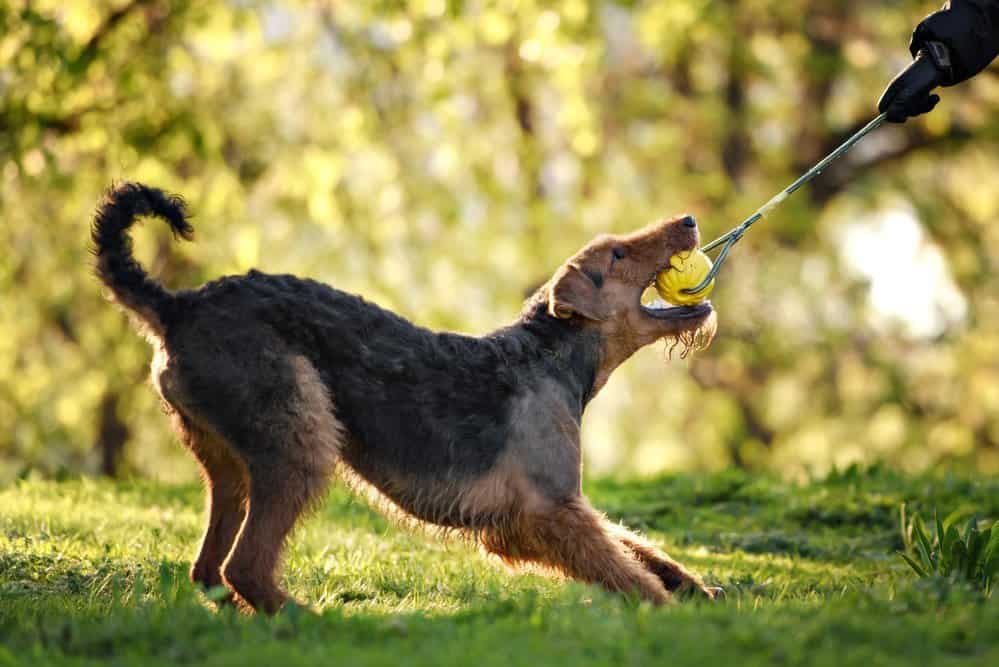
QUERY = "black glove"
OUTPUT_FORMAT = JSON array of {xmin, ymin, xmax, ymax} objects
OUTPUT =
[
  {"xmin": 911, "ymin": 0, "xmax": 999, "ymax": 85},
  {"xmin": 877, "ymin": 48, "xmax": 944, "ymax": 123}
]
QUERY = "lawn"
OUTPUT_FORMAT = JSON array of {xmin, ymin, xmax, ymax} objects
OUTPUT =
[{"xmin": 1, "ymin": 467, "xmax": 997, "ymax": 666}]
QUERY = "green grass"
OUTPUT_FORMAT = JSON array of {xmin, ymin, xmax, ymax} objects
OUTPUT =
[{"xmin": 1, "ymin": 467, "xmax": 997, "ymax": 666}]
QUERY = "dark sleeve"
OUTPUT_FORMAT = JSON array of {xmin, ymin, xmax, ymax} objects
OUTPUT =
[{"xmin": 910, "ymin": 0, "xmax": 999, "ymax": 84}]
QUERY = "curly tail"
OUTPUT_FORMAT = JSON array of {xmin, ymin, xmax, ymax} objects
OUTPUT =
[{"xmin": 91, "ymin": 182, "xmax": 194, "ymax": 338}]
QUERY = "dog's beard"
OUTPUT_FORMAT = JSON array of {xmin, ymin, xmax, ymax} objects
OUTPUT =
[{"xmin": 662, "ymin": 309, "xmax": 717, "ymax": 360}]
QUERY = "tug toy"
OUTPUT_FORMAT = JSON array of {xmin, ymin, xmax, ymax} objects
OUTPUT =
[{"xmin": 678, "ymin": 112, "xmax": 890, "ymax": 298}]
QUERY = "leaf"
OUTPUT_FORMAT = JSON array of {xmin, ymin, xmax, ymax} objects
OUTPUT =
[
  {"xmin": 899, "ymin": 503, "xmax": 911, "ymax": 551},
  {"xmin": 899, "ymin": 551, "xmax": 928, "ymax": 578},
  {"xmin": 941, "ymin": 523, "xmax": 961, "ymax": 573},
  {"xmin": 983, "ymin": 523, "xmax": 999, "ymax": 578},
  {"xmin": 943, "ymin": 507, "xmax": 969, "ymax": 533},
  {"xmin": 965, "ymin": 520, "xmax": 985, "ymax": 581},
  {"xmin": 948, "ymin": 537, "xmax": 966, "ymax": 578},
  {"xmin": 913, "ymin": 516, "xmax": 935, "ymax": 572}
]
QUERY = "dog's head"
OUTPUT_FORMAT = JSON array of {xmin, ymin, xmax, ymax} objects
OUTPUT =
[{"xmin": 545, "ymin": 215, "xmax": 717, "ymax": 389}]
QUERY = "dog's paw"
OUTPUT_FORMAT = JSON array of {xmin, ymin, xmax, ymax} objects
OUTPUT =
[
  {"xmin": 676, "ymin": 582, "xmax": 724, "ymax": 601},
  {"xmin": 705, "ymin": 586, "xmax": 725, "ymax": 601}
]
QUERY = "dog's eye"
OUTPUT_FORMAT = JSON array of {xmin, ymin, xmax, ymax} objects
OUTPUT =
[{"xmin": 612, "ymin": 247, "xmax": 626, "ymax": 260}]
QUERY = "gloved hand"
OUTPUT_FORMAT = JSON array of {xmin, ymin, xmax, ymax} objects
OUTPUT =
[
  {"xmin": 911, "ymin": 0, "xmax": 999, "ymax": 85},
  {"xmin": 877, "ymin": 48, "xmax": 945, "ymax": 123},
  {"xmin": 879, "ymin": 1, "xmax": 999, "ymax": 124}
]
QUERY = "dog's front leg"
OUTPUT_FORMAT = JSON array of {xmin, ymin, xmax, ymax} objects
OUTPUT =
[
  {"xmin": 482, "ymin": 495, "xmax": 673, "ymax": 604},
  {"xmin": 605, "ymin": 523, "xmax": 718, "ymax": 599}
]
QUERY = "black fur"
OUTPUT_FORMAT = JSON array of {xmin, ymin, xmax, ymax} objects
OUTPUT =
[
  {"xmin": 91, "ymin": 182, "xmax": 193, "ymax": 335},
  {"xmin": 93, "ymin": 180, "xmax": 600, "ymax": 493},
  {"xmin": 167, "ymin": 271, "xmax": 600, "ymax": 490}
]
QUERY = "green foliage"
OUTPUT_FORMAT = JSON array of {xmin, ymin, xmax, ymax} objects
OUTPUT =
[
  {"xmin": 2, "ymin": 470, "xmax": 999, "ymax": 665},
  {"xmin": 3, "ymin": 1, "xmax": 999, "ymax": 480},
  {"xmin": 898, "ymin": 503, "xmax": 999, "ymax": 594}
]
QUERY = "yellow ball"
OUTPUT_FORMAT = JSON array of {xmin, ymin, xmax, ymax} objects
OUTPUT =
[{"xmin": 654, "ymin": 250, "xmax": 715, "ymax": 305}]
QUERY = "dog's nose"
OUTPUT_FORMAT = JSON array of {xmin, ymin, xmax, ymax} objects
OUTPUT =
[{"xmin": 682, "ymin": 215, "xmax": 697, "ymax": 228}]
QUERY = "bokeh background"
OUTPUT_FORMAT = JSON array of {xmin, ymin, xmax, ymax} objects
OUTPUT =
[{"xmin": 2, "ymin": 0, "xmax": 998, "ymax": 483}]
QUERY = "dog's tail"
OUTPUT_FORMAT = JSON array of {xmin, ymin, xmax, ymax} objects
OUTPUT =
[{"xmin": 90, "ymin": 182, "xmax": 194, "ymax": 337}]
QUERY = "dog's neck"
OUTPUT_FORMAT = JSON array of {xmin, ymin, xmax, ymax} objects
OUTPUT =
[{"xmin": 490, "ymin": 298, "xmax": 606, "ymax": 409}]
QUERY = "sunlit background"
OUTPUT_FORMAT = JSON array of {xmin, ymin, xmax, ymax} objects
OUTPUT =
[{"xmin": 2, "ymin": 0, "xmax": 998, "ymax": 483}]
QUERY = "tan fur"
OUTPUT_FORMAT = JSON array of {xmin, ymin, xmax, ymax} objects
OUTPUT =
[
  {"xmin": 150, "ymin": 344, "xmax": 172, "ymax": 399},
  {"xmin": 154, "ymin": 353, "xmax": 348, "ymax": 613},
  {"xmin": 217, "ymin": 356, "xmax": 346, "ymax": 613},
  {"xmin": 179, "ymin": 419, "xmax": 249, "ymax": 605},
  {"xmin": 605, "ymin": 522, "xmax": 710, "ymax": 595},
  {"xmin": 545, "ymin": 220, "xmax": 717, "ymax": 395},
  {"xmin": 479, "ymin": 497, "xmax": 671, "ymax": 604},
  {"xmin": 286, "ymin": 355, "xmax": 344, "ymax": 478},
  {"xmin": 457, "ymin": 450, "xmax": 554, "ymax": 526}
]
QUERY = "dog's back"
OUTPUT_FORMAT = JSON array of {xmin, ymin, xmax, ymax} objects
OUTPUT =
[{"xmin": 160, "ymin": 268, "xmax": 529, "ymax": 496}]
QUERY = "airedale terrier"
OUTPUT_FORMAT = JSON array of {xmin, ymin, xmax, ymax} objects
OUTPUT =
[{"xmin": 91, "ymin": 182, "xmax": 718, "ymax": 613}]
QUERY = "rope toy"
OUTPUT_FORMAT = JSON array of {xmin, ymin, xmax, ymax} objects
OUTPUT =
[
  {"xmin": 680, "ymin": 112, "xmax": 889, "ymax": 297},
  {"xmin": 655, "ymin": 250, "xmax": 715, "ymax": 306}
]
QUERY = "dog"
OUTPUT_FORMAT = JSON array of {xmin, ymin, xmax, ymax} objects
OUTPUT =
[{"xmin": 91, "ymin": 182, "xmax": 719, "ymax": 613}]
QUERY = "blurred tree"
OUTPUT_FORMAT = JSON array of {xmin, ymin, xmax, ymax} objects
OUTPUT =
[{"xmin": 1, "ymin": 0, "xmax": 997, "ymax": 481}]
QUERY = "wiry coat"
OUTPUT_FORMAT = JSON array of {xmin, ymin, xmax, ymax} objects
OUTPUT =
[{"xmin": 92, "ymin": 182, "xmax": 718, "ymax": 613}]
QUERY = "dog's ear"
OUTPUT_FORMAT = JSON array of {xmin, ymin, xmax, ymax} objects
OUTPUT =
[{"xmin": 548, "ymin": 264, "xmax": 608, "ymax": 321}]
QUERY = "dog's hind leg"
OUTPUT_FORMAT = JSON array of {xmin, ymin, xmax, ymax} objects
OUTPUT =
[
  {"xmin": 160, "ymin": 343, "xmax": 342, "ymax": 614},
  {"xmin": 179, "ymin": 419, "xmax": 248, "ymax": 605},
  {"xmin": 219, "ymin": 356, "xmax": 343, "ymax": 614},
  {"xmin": 157, "ymin": 350, "xmax": 249, "ymax": 604},
  {"xmin": 221, "ymin": 463, "xmax": 327, "ymax": 613},
  {"xmin": 604, "ymin": 523, "xmax": 715, "ymax": 599},
  {"xmin": 483, "ymin": 496, "xmax": 671, "ymax": 604}
]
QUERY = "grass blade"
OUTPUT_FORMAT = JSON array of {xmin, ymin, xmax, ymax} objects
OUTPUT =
[
  {"xmin": 899, "ymin": 552, "xmax": 928, "ymax": 578},
  {"xmin": 913, "ymin": 516, "xmax": 935, "ymax": 572}
]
